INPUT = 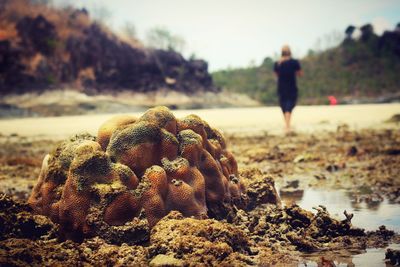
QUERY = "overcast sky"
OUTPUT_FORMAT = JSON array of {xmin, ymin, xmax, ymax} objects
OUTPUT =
[{"xmin": 55, "ymin": 0, "xmax": 400, "ymax": 71}]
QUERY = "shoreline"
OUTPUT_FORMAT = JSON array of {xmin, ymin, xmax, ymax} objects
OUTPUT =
[{"xmin": 0, "ymin": 103, "xmax": 399, "ymax": 138}]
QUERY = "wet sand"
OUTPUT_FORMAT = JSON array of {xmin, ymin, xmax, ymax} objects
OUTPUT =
[{"xmin": 0, "ymin": 103, "xmax": 399, "ymax": 137}]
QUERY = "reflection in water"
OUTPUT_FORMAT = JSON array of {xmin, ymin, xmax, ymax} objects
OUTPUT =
[
  {"xmin": 279, "ymin": 189, "xmax": 400, "ymax": 232},
  {"xmin": 350, "ymin": 196, "xmax": 382, "ymax": 212},
  {"xmin": 279, "ymin": 189, "xmax": 400, "ymax": 266},
  {"xmin": 279, "ymin": 189, "xmax": 304, "ymax": 205},
  {"xmin": 299, "ymin": 243, "xmax": 400, "ymax": 267}
]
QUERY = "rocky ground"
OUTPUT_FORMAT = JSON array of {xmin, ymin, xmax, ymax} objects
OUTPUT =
[
  {"xmin": 230, "ymin": 125, "xmax": 400, "ymax": 205},
  {"xmin": 0, "ymin": 124, "xmax": 399, "ymax": 266}
]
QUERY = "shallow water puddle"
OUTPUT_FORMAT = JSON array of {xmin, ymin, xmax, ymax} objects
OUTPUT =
[
  {"xmin": 279, "ymin": 188, "xmax": 400, "ymax": 232},
  {"xmin": 299, "ymin": 243, "xmax": 400, "ymax": 266},
  {"xmin": 279, "ymin": 189, "xmax": 400, "ymax": 266}
]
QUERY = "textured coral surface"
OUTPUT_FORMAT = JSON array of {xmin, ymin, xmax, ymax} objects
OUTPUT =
[{"xmin": 28, "ymin": 106, "xmax": 246, "ymax": 238}]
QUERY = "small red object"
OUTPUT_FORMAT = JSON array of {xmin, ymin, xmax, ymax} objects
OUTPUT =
[{"xmin": 328, "ymin": 95, "xmax": 337, "ymax": 105}]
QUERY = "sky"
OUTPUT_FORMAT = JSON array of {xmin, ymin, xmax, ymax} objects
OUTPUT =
[{"xmin": 54, "ymin": 0, "xmax": 400, "ymax": 71}]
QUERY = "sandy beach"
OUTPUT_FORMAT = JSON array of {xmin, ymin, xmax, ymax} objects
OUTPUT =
[{"xmin": 0, "ymin": 103, "xmax": 399, "ymax": 138}]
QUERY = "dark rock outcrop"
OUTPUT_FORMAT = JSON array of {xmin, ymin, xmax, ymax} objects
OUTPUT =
[
  {"xmin": 16, "ymin": 15, "xmax": 57, "ymax": 57},
  {"xmin": 0, "ymin": 2, "xmax": 218, "ymax": 94}
]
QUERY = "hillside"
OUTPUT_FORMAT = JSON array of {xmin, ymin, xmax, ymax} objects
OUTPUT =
[
  {"xmin": 213, "ymin": 24, "xmax": 400, "ymax": 105},
  {"xmin": 0, "ymin": 0, "xmax": 218, "ymax": 95}
]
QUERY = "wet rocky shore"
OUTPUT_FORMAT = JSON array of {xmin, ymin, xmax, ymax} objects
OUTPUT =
[{"xmin": 0, "ymin": 124, "xmax": 399, "ymax": 266}]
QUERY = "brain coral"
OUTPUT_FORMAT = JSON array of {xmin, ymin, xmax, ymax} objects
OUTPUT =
[{"xmin": 28, "ymin": 106, "xmax": 246, "ymax": 239}]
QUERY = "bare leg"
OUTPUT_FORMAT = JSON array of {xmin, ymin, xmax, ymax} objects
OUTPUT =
[{"xmin": 284, "ymin": 112, "xmax": 292, "ymax": 133}]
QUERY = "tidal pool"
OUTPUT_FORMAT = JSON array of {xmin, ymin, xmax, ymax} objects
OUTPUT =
[
  {"xmin": 280, "ymin": 189, "xmax": 400, "ymax": 232},
  {"xmin": 299, "ymin": 243, "xmax": 400, "ymax": 266},
  {"xmin": 280, "ymin": 189, "xmax": 400, "ymax": 266}
]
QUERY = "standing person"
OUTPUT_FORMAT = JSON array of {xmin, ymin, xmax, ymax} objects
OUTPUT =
[{"xmin": 273, "ymin": 45, "xmax": 302, "ymax": 134}]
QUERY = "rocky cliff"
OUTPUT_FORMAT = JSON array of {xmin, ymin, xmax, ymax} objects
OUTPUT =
[{"xmin": 0, "ymin": 0, "xmax": 218, "ymax": 95}]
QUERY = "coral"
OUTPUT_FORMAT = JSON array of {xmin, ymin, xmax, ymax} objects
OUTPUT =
[
  {"xmin": 28, "ymin": 106, "xmax": 246, "ymax": 239},
  {"xmin": 97, "ymin": 114, "xmax": 137, "ymax": 150},
  {"xmin": 148, "ymin": 211, "xmax": 252, "ymax": 265}
]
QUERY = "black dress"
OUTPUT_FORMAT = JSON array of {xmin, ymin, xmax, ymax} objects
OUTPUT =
[{"xmin": 273, "ymin": 59, "xmax": 301, "ymax": 112}]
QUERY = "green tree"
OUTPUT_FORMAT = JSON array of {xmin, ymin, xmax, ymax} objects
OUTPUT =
[
  {"xmin": 345, "ymin": 25, "xmax": 356, "ymax": 39},
  {"xmin": 212, "ymin": 25, "xmax": 400, "ymax": 105},
  {"xmin": 121, "ymin": 22, "xmax": 137, "ymax": 41},
  {"xmin": 91, "ymin": 4, "xmax": 112, "ymax": 24},
  {"xmin": 146, "ymin": 26, "xmax": 185, "ymax": 53}
]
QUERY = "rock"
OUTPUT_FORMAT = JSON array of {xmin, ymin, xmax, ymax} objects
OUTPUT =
[
  {"xmin": 347, "ymin": 145, "xmax": 358, "ymax": 156},
  {"xmin": 385, "ymin": 113, "xmax": 400, "ymax": 123},
  {"xmin": 0, "ymin": 194, "xmax": 57, "ymax": 240},
  {"xmin": 286, "ymin": 232, "xmax": 320, "ymax": 252},
  {"xmin": 326, "ymin": 164, "xmax": 340, "ymax": 172},
  {"xmin": 282, "ymin": 180, "xmax": 299, "ymax": 189},
  {"xmin": 16, "ymin": 15, "xmax": 57, "ymax": 56},
  {"xmin": 149, "ymin": 254, "xmax": 184, "ymax": 267},
  {"xmin": 385, "ymin": 248, "xmax": 400, "ymax": 265},
  {"xmin": 246, "ymin": 176, "xmax": 281, "ymax": 210},
  {"xmin": 376, "ymin": 225, "xmax": 395, "ymax": 240}
]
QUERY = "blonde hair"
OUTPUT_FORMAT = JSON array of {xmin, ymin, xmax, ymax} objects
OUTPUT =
[
  {"xmin": 279, "ymin": 45, "xmax": 291, "ymax": 64},
  {"xmin": 281, "ymin": 45, "xmax": 291, "ymax": 56}
]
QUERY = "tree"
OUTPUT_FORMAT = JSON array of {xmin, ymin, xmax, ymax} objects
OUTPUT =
[
  {"xmin": 189, "ymin": 53, "xmax": 197, "ymax": 60},
  {"xmin": 91, "ymin": 4, "xmax": 112, "ymax": 24},
  {"xmin": 313, "ymin": 30, "xmax": 343, "ymax": 52},
  {"xmin": 360, "ymin": 24, "xmax": 374, "ymax": 42},
  {"xmin": 261, "ymin": 57, "xmax": 274, "ymax": 67},
  {"xmin": 146, "ymin": 26, "xmax": 185, "ymax": 53},
  {"xmin": 345, "ymin": 25, "xmax": 356, "ymax": 39},
  {"xmin": 121, "ymin": 22, "xmax": 137, "ymax": 41},
  {"xmin": 307, "ymin": 49, "xmax": 316, "ymax": 57}
]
